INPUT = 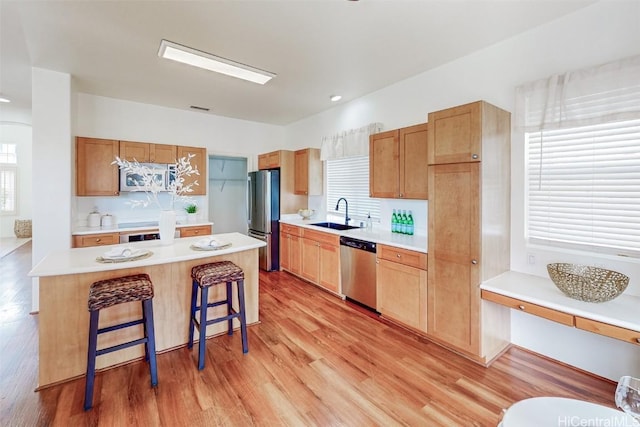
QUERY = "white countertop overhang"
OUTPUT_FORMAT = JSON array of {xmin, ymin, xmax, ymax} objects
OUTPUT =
[{"xmin": 29, "ymin": 232, "xmax": 265, "ymax": 277}]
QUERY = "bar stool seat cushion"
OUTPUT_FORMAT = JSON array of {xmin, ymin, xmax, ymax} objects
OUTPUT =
[
  {"xmin": 88, "ymin": 274, "xmax": 154, "ymax": 312},
  {"xmin": 191, "ymin": 261, "xmax": 244, "ymax": 288}
]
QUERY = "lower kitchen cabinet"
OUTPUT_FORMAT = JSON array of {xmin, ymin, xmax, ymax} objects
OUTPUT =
[
  {"xmin": 377, "ymin": 244, "xmax": 427, "ymax": 331},
  {"xmin": 280, "ymin": 224, "xmax": 302, "ymax": 275},
  {"xmin": 179, "ymin": 224, "xmax": 212, "ymax": 237},
  {"xmin": 73, "ymin": 232, "xmax": 120, "ymax": 248},
  {"xmin": 282, "ymin": 225, "xmax": 340, "ymax": 294}
]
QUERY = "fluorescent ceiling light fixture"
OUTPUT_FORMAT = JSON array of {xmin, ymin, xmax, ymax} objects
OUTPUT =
[
  {"xmin": 0, "ymin": 94, "xmax": 10, "ymax": 103},
  {"xmin": 158, "ymin": 39, "xmax": 275, "ymax": 85},
  {"xmin": 330, "ymin": 95, "xmax": 342, "ymax": 102}
]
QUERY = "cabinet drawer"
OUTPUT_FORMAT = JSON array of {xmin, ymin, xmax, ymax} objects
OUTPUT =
[
  {"xmin": 281, "ymin": 224, "xmax": 301, "ymax": 236},
  {"xmin": 302, "ymin": 228, "xmax": 339, "ymax": 246},
  {"xmin": 575, "ymin": 317, "xmax": 640, "ymax": 346},
  {"xmin": 73, "ymin": 233, "xmax": 120, "ymax": 248},
  {"xmin": 481, "ymin": 290, "xmax": 574, "ymax": 326},
  {"xmin": 378, "ymin": 244, "xmax": 427, "ymax": 270},
  {"xmin": 180, "ymin": 225, "xmax": 212, "ymax": 237}
]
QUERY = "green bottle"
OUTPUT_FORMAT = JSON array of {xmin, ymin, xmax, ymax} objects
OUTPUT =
[
  {"xmin": 407, "ymin": 210, "xmax": 414, "ymax": 235},
  {"xmin": 401, "ymin": 210, "xmax": 408, "ymax": 234},
  {"xmin": 392, "ymin": 209, "xmax": 398, "ymax": 233}
]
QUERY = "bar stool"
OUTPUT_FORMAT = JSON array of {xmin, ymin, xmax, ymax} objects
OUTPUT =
[
  {"xmin": 188, "ymin": 261, "xmax": 248, "ymax": 370},
  {"xmin": 84, "ymin": 273, "xmax": 158, "ymax": 410}
]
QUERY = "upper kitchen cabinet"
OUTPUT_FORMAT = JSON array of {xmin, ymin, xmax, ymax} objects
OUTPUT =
[
  {"xmin": 120, "ymin": 141, "xmax": 177, "ymax": 163},
  {"xmin": 76, "ymin": 137, "xmax": 120, "ymax": 196},
  {"xmin": 369, "ymin": 123, "xmax": 428, "ymax": 199},
  {"xmin": 427, "ymin": 101, "xmax": 511, "ymax": 364},
  {"xmin": 258, "ymin": 151, "xmax": 281, "ymax": 170},
  {"xmin": 177, "ymin": 145, "xmax": 207, "ymax": 196},
  {"xmin": 294, "ymin": 148, "xmax": 322, "ymax": 196},
  {"xmin": 427, "ymin": 101, "xmax": 484, "ymax": 165}
]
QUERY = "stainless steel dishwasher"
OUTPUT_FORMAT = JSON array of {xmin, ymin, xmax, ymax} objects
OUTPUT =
[{"xmin": 340, "ymin": 236, "xmax": 377, "ymax": 312}]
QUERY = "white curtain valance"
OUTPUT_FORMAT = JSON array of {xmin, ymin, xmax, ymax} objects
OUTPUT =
[
  {"xmin": 515, "ymin": 54, "xmax": 640, "ymax": 132},
  {"xmin": 320, "ymin": 122, "xmax": 383, "ymax": 161}
]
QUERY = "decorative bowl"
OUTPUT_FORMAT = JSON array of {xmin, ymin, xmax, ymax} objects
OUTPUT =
[
  {"xmin": 298, "ymin": 209, "xmax": 315, "ymax": 220},
  {"xmin": 547, "ymin": 263, "xmax": 629, "ymax": 303}
]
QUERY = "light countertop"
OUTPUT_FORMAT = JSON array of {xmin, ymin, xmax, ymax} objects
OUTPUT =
[
  {"xmin": 481, "ymin": 270, "xmax": 640, "ymax": 332},
  {"xmin": 72, "ymin": 221, "xmax": 214, "ymax": 235},
  {"xmin": 280, "ymin": 217, "xmax": 427, "ymax": 254},
  {"xmin": 29, "ymin": 232, "xmax": 265, "ymax": 277}
]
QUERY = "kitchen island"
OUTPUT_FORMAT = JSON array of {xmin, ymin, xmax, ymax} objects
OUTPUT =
[{"xmin": 29, "ymin": 232, "xmax": 265, "ymax": 388}]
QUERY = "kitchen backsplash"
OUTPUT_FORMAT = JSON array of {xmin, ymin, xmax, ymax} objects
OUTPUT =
[{"xmin": 73, "ymin": 194, "xmax": 208, "ymax": 228}]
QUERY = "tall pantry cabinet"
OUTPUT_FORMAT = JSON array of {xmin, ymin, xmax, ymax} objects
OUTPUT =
[{"xmin": 426, "ymin": 101, "xmax": 511, "ymax": 364}]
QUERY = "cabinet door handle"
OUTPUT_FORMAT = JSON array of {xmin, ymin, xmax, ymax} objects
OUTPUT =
[
  {"xmin": 636, "ymin": 338, "xmax": 640, "ymax": 344},
  {"xmin": 518, "ymin": 305, "xmax": 525, "ymax": 310},
  {"xmin": 194, "ymin": 230, "xmax": 200, "ymax": 234},
  {"xmin": 396, "ymin": 253, "xmax": 401, "ymax": 258},
  {"xmin": 471, "ymin": 259, "xmax": 478, "ymax": 264},
  {"xmin": 96, "ymin": 238, "xmax": 101, "ymax": 242},
  {"xmin": 472, "ymin": 154, "xmax": 479, "ymax": 159}
]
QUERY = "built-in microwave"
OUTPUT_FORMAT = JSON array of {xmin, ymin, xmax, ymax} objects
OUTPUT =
[{"xmin": 119, "ymin": 163, "xmax": 175, "ymax": 192}]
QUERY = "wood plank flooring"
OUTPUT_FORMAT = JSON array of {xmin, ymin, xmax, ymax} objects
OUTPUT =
[{"xmin": 1, "ymin": 242, "xmax": 618, "ymax": 426}]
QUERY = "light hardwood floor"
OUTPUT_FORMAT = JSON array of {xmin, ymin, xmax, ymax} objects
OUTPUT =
[{"xmin": 1, "ymin": 242, "xmax": 617, "ymax": 426}]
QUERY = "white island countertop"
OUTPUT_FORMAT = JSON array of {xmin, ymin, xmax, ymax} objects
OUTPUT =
[
  {"xmin": 29, "ymin": 232, "xmax": 265, "ymax": 277},
  {"xmin": 280, "ymin": 217, "xmax": 427, "ymax": 254}
]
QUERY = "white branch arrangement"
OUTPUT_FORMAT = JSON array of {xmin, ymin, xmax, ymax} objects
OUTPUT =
[{"xmin": 112, "ymin": 154, "xmax": 200, "ymax": 210}]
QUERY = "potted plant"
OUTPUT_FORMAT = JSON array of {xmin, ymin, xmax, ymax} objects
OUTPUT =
[{"xmin": 185, "ymin": 203, "xmax": 198, "ymax": 223}]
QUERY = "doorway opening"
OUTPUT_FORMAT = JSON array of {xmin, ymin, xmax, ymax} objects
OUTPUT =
[{"xmin": 208, "ymin": 155, "xmax": 247, "ymax": 234}]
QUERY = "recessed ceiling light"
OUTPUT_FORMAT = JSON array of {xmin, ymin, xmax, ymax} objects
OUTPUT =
[
  {"xmin": 0, "ymin": 94, "xmax": 11, "ymax": 103},
  {"xmin": 158, "ymin": 39, "xmax": 276, "ymax": 85},
  {"xmin": 330, "ymin": 95, "xmax": 342, "ymax": 102}
]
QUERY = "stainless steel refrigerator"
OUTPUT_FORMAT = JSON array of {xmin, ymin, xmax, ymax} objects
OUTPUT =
[{"xmin": 247, "ymin": 170, "xmax": 280, "ymax": 271}]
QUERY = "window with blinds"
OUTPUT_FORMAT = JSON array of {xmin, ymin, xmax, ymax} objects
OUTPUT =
[
  {"xmin": 326, "ymin": 156, "xmax": 380, "ymax": 221},
  {"xmin": 526, "ymin": 118, "xmax": 640, "ymax": 256}
]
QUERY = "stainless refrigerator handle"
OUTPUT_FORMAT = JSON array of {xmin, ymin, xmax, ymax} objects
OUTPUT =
[{"xmin": 247, "ymin": 175, "xmax": 252, "ymax": 224}]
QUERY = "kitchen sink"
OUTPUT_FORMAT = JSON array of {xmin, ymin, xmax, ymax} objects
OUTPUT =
[{"xmin": 310, "ymin": 222, "xmax": 361, "ymax": 231}]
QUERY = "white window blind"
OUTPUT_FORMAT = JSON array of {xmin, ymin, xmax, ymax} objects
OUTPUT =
[
  {"xmin": 326, "ymin": 156, "xmax": 380, "ymax": 221},
  {"xmin": 527, "ymin": 119, "xmax": 640, "ymax": 256}
]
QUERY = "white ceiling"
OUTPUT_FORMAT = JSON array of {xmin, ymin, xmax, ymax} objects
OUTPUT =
[{"xmin": 0, "ymin": 0, "xmax": 595, "ymax": 126}]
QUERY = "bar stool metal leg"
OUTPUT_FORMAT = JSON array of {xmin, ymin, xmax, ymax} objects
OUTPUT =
[
  {"xmin": 143, "ymin": 298, "xmax": 158, "ymax": 386},
  {"xmin": 188, "ymin": 279, "xmax": 198, "ymax": 350},
  {"xmin": 84, "ymin": 310, "xmax": 100, "ymax": 410},
  {"xmin": 237, "ymin": 279, "xmax": 249, "ymax": 354},
  {"xmin": 198, "ymin": 286, "xmax": 209, "ymax": 370},
  {"xmin": 226, "ymin": 281, "xmax": 233, "ymax": 335}
]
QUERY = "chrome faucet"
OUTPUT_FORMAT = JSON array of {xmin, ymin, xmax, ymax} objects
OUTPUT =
[{"xmin": 335, "ymin": 197, "xmax": 350, "ymax": 225}]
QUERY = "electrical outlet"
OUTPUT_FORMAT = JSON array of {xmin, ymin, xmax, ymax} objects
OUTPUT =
[{"xmin": 528, "ymin": 254, "xmax": 536, "ymax": 265}]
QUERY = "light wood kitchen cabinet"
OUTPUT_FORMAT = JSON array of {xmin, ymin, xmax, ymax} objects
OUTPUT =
[
  {"xmin": 369, "ymin": 123, "xmax": 428, "ymax": 199},
  {"xmin": 258, "ymin": 151, "xmax": 281, "ymax": 170},
  {"xmin": 76, "ymin": 137, "xmax": 120, "ymax": 196},
  {"xmin": 377, "ymin": 244, "xmax": 427, "ymax": 331},
  {"xmin": 177, "ymin": 145, "xmax": 207, "ymax": 196},
  {"xmin": 120, "ymin": 141, "xmax": 177, "ymax": 163},
  {"xmin": 294, "ymin": 148, "xmax": 322, "ymax": 196},
  {"xmin": 73, "ymin": 232, "xmax": 120, "ymax": 248},
  {"xmin": 428, "ymin": 101, "xmax": 484, "ymax": 165},
  {"xmin": 280, "ymin": 224, "xmax": 301, "ymax": 275},
  {"xmin": 179, "ymin": 224, "xmax": 212, "ymax": 237},
  {"xmin": 427, "ymin": 101, "xmax": 511, "ymax": 364},
  {"xmin": 299, "ymin": 228, "xmax": 340, "ymax": 294}
]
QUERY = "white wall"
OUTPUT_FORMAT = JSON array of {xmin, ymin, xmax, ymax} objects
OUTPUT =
[
  {"xmin": 0, "ymin": 122, "xmax": 32, "ymax": 238},
  {"xmin": 74, "ymin": 94, "xmax": 284, "ymax": 226},
  {"xmin": 31, "ymin": 67, "xmax": 73, "ymax": 310},
  {"xmin": 283, "ymin": 1, "xmax": 640, "ymax": 380}
]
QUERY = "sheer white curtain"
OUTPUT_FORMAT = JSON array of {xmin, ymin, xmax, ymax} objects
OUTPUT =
[
  {"xmin": 320, "ymin": 122, "xmax": 383, "ymax": 160},
  {"xmin": 515, "ymin": 54, "xmax": 640, "ymax": 131}
]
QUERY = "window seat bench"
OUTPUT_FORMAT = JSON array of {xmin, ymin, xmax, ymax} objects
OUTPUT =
[{"xmin": 480, "ymin": 271, "xmax": 640, "ymax": 346}]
